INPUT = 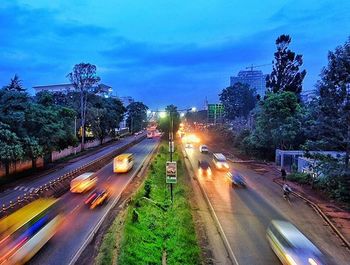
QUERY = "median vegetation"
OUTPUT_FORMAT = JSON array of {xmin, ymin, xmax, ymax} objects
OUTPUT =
[{"xmin": 96, "ymin": 141, "xmax": 201, "ymax": 265}]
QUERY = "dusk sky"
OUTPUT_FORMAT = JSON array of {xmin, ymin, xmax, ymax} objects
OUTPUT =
[{"xmin": 0, "ymin": 0, "xmax": 349, "ymax": 110}]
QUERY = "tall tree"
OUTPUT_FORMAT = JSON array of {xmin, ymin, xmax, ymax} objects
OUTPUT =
[
  {"xmin": 0, "ymin": 123, "xmax": 24, "ymax": 176},
  {"xmin": 245, "ymin": 92, "xmax": 304, "ymax": 157},
  {"xmin": 159, "ymin": 105, "xmax": 180, "ymax": 139},
  {"xmin": 307, "ymin": 37, "xmax": 350, "ymax": 171},
  {"xmin": 219, "ymin": 82, "xmax": 257, "ymax": 120},
  {"xmin": 126, "ymin": 102, "xmax": 148, "ymax": 133},
  {"xmin": 3, "ymin": 74, "xmax": 26, "ymax": 92},
  {"xmin": 67, "ymin": 63, "xmax": 100, "ymax": 149},
  {"xmin": 266, "ymin": 34, "xmax": 306, "ymax": 97}
]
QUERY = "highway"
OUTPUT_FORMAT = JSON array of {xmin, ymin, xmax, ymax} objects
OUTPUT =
[
  {"xmin": 27, "ymin": 138, "xmax": 159, "ymax": 265},
  {"xmin": 0, "ymin": 134, "xmax": 145, "ymax": 207},
  {"xmin": 184, "ymin": 143, "xmax": 350, "ymax": 265}
]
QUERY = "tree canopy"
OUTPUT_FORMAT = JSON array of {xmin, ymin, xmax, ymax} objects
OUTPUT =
[
  {"xmin": 219, "ymin": 82, "xmax": 257, "ymax": 120},
  {"xmin": 266, "ymin": 34, "xmax": 306, "ymax": 97},
  {"xmin": 126, "ymin": 102, "xmax": 148, "ymax": 133}
]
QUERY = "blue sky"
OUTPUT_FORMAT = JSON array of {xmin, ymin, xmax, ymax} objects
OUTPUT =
[{"xmin": 0, "ymin": 0, "xmax": 349, "ymax": 109}]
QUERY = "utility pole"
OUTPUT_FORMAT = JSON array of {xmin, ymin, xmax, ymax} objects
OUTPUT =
[{"xmin": 169, "ymin": 111, "xmax": 174, "ymax": 203}]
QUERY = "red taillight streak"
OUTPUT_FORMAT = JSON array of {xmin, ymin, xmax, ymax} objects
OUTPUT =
[{"xmin": 85, "ymin": 193, "xmax": 97, "ymax": 204}]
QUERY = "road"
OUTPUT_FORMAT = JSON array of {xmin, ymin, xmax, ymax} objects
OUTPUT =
[
  {"xmin": 0, "ymin": 134, "xmax": 145, "ymax": 206},
  {"xmin": 27, "ymin": 137, "xmax": 158, "ymax": 265},
  {"xmin": 184, "ymin": 143, "xmax": 350, "ymax": 265}
]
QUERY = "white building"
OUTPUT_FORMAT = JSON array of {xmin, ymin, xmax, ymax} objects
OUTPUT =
[{"xmin": 33, "ymin": 83, "xmax": 113, "ymax": 98}]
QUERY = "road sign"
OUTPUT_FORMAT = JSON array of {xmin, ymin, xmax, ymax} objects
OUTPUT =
[{"xmin": 166, "ymin": 161, "xmax": 177, "ymax": 184}]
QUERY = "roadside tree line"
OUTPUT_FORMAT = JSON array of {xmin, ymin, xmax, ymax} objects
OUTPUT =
[
  {"xmin": 0, "ymin": 63, "xmax": 148, "ymax": 177},
  {"xmin": 218, "ymin": 35, "xmax": 350, "ymax": 203}
]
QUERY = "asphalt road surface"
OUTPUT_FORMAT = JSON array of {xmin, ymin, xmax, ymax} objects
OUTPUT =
[
  {"xmin": 28, "ymin": 137, "xmax": 158, "ymax": 265},
  {"xmin": 0, "ymin": 134, "xmax": 145, "ymax": 206},
  {"xmin": 185, "ymin": 143, "xmax": 350, "ymax": 265}
]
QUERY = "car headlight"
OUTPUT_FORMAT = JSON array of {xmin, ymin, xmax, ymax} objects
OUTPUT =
[
  {"xmin": 285, "ymin": 254, "xmax": 298, "ymax": 265},
  {"xmin": 308, "ymin": 258, "xmax": 318, "ymax": 265}
]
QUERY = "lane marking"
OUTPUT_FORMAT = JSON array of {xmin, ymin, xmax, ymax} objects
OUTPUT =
[
  {"xmin": 184, "ymin": 146, "xmax": 240, "ymax": 265},
  {"xmin": 68, "ymin": 140, "xmax": 160, "ymax": 265}
]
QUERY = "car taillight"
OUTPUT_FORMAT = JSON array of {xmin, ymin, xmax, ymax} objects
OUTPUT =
[{"xmin": 85, "ymin": 193, "xmax": 97, "ymax": 204}]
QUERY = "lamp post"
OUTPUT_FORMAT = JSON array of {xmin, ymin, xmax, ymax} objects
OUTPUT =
[{"xmin": 154, "ymin": 107, "xmax": 197, "ymax": 203}]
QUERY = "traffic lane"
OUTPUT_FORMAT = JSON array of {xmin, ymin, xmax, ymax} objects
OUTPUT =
[
  {"xmin": 0, "ymin": 134, "xmax": 145, "ymax": 205},
  {"xmin": 227, "ymin": 161, "xmax": 349, "ymax": 265},
  {"xmin": 188, "ymin": 147, "xmax": 281, "ymax": 264},
  {"xmin": 28, "ymin": 138, "xmax": 158, "ymax": 265},
  {"xmin": 193, "ymin": 145, "xmax": 348, "ymax": 264}
]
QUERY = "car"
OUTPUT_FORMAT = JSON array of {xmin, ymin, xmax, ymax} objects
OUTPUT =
[
  {"xmin": 226, "ymin": 171, "xmax": 246, "ymax": 187},
  {"xmin": 198, "ymin": 160, "xmax": 212, "ymax": 176},
  {"xmin": 199, "ymin": 145, "xmax": 209, "ymax": 153},
  {"xmin": 267, "ymin": 220, "xmax": 327, "ymax": 265},
  {"xmin": 213, "ymin": 153, "xmax": 229, "ymax": 170},
  {"xmin": 85, "ymin": 188, "xmax": 110, "ymax": 209},
  {"xmin": 185, "ymin": 142, "xmax": 193, "ymax": 148}
]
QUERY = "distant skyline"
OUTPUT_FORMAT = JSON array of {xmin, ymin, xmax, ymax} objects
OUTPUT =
[{"xmin": 0, "ymin": 0, "xmax": 349, "ymax": 109}]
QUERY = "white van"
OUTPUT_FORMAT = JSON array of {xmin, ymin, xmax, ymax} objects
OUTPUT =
[
  {"xmin": 212, "ymin": 153, "xmax": 229, "ymax": 170},
  {"xmin": 266, "ymin": 220, "xmax": 326, "ymax": 265}
]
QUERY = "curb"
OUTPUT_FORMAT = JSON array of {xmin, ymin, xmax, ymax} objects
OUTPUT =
[
  {"xmin": 183, "ymin": 148, "xmax": 238, "ymax": 265},
  {"xmin": 273, "ymin": 177, "xmax": 350, "ymax": 250},
  {"xmin": 68, "ymin": 139, "xmax": 160, "ymax": 265}
]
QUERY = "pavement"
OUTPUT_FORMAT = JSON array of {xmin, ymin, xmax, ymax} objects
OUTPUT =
[{"xmin": 184, "ymin": 144, "xmax": 350, "ymax": 265}]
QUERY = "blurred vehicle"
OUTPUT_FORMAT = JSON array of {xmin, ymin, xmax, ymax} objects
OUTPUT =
[
  {"xmin": 266, "ymin": 220, "xmax": 327, "ymax": 265},
  {"xmin": 213, "ymin": 153, "xmax": 229, "ymax": 170},
  {"xmin": 85, "ymin": 188, "xmax": 110, "ymax": 209},
  {"xmin": 226, "ymin": 171, "xmax": 246, "ymax": 187},
  {"xmin": 116, "ymin": 127, "xmax": 129, "ymax": 138},
  {"xmin": 147, "ymin": 131, "xmax": 153, "ymax": 138},
  {"xmin": 70, "ymin": 172, "xmax": 97, "ymax": 193},
  {"xmin": 199, "ymin": 145, "xmax": 209, "ymax": 153},
  {"xmin": 198, "ymin": 160, "xmax": 212, "ymax": 176},
  {"xmin": 0, "ymin": 198, "xmax": 63, "ymax": 265},
  {"xmin": 185, "ymin": 142, "xmax": 193, "ymax": 148},
  {"xmin": 113, "ymin": 153, "xmax": 134, "ymax": 173}
]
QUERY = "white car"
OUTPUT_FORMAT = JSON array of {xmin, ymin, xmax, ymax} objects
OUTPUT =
[{"xmin": 199, "ymin": 145, "xmax": 209, "ymax": 153}]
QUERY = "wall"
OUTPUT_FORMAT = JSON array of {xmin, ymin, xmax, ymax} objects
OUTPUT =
[{"xmin": 0, "ymin": 137, "xmax": 113, "ymax": 177}]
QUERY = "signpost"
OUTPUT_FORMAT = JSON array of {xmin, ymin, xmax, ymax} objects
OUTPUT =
[{"xmin": 166, "ymin": 161, "xmax": 177, "ymax": 184}]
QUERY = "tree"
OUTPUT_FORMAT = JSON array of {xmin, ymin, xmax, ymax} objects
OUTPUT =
[
  {"xmin": 219, "ymin": 82, "xmax": 257, "ymax": 120},
  {"xmin": 0, "ymin": 123, "xmax": 24, "ymax": 176},
  {"xmin": 266, "ymin": 35, "xmax": 306, "ymax": 98},
  {"xmin": 126, "ymin": 102, "xmax": 148, "ymax": 133},
  {"xmin": 3, "ymin": 74, "xmax": 26, "ymax": 92},
  {"xmin": 159, "ymin": 105, "xmax": 180, "ymax": 139},
  {"xmin": 306, "ymin": 37, "xmax": 350, "ymax": 171},
  {"xmin": 22, "ymin": 137, "xmax": 43, "ymax": 169},
  {"xmin": 67, "ymin": 63, "xmax": 100, "ymax": 149},
  {"xmin": 244, "ymin": 92, "xmax": 304, "ymax": 158},
  {"xmin": 0, "ymin": 89, "xmax": 30, "ymax": 138}
]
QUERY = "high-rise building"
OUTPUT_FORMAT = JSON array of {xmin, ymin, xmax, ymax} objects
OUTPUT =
[{"xmin": 230, "ymin": 70, "xmax": 267, "ymax": 97}]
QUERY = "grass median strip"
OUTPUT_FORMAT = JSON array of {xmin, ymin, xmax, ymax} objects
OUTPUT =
[{"xmin": 96, "ymin": 141, "xmax": 201, "ymax": 265}]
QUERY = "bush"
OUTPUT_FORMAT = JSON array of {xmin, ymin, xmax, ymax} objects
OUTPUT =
[
  {"xmin": 144, "ymin": 180, "xmax": 152, "ymax": 198},
  {"xmin": 287, "ymin": 172, "xmax": 310, "ymax": 184}
]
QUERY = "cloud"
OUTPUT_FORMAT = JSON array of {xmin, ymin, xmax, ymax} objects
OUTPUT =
[{"xmin": 101, "ymin": 29, "xmax": 280, "ymax": 69}]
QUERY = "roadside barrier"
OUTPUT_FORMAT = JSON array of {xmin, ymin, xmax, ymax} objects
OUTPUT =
[{"xmin": 0, "ymin": 135, "xmax": 146, "ymax": 218}]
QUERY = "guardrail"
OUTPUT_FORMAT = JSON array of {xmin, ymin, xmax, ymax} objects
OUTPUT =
[{"xmin": 0, "ymin": 135, "xmax": 146, "ymax": 218}]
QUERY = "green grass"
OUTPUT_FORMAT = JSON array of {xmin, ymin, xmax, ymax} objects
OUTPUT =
[{"xmin": 96, "ymin": 142, "xmax": 201, "ymax": 265}]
